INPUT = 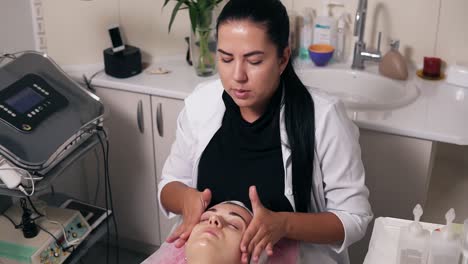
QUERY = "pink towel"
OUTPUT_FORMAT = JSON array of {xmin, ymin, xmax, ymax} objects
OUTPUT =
[{"xmin": 268, "ymin": 239, "xmax": 299, "ymax": 264}]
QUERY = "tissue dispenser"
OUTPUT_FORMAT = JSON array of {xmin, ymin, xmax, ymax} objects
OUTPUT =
[{"xmin": 103, "ymin": 45, "xmax": 142, "ymax": 78}]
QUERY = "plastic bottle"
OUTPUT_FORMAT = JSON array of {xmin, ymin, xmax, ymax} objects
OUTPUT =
[
  {"xmin": 298, "ymin": 8, "xmax": 314, "ymax": 61},
  {"xmin": 312, "ymin": 0, "xmax": 341, "ymax": 47},
  {"xmin": 461, "ymin": 219, "xmax": 468, "ymax": 264},
  {"xmin": 334, "ymin": 12, "xmax": 348, "ymax": 62},
  {"xmin": 428, "ymin": 208, "xmax": 462, "ymax": 264},
  {"xmin": 397, "ymin": 204, "xmax": 431, "ymax": 264},
  {"xmin": 288, "ymin": 10, "xmax": 298, "ymax": 58}
]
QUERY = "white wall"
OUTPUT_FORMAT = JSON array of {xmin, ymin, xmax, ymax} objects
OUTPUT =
[
  {"xmin": 41, "ymin": 0, "xmax": 468, "ymax": 66},
  {"xmin": 435, "ymin": 0, "xmax": 468, "ymax": 65},
  {"xmin": 42, "ymin": 0, "xmax": 119, "ymax": 65}
]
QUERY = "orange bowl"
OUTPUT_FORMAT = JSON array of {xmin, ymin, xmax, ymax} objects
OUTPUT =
[{"xmin": 308, "ymin": 44, "xmax": 334, "ymax": 66}]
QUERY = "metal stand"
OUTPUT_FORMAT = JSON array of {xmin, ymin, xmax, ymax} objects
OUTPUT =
[
  {"xmin": 0, "ymin": 131, "xmax": 109, "ymax": 264},
  {"xmin": 0, "ymin": 132, "xmax": 103, "ymax": 197}
]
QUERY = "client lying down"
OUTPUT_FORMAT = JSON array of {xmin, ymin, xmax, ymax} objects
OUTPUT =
[{"xmin": 142, "ymin": 201, "xmax": 298, "ymax": 264}]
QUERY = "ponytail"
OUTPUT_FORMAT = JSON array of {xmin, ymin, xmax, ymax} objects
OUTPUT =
[{"xmin": 283, "ymin": 60, "xmax": 315, "ymax": 213}]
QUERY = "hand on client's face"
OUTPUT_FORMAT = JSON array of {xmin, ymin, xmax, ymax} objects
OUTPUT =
[
  {"xmin": 166, "ymin": 188, "xmax": 212, "ymax": 248},
  {"xmin": 240, "ymin": 186, "xmax": 288, "ymax": 263},
  {"xmin": 186, "ymin": 203, "xmax": 253, "ymax": 264}
]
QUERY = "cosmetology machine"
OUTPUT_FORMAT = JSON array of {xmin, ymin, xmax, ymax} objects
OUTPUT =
[
  {"xmin": 0, "ymin": 200, "xmax": 92, "ymax": 264},
  {"xmin": 0, "ymin": 51, "xmax": 104, "ymax": 180},
  {"xmin": 0, "ymin": 52, "xmax": 108, "ymax": 263}
]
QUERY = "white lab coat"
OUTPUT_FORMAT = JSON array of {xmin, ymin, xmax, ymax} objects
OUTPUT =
[{"xmin": 158, "ymin": 79, "xmax": 373, "ymax": 264}]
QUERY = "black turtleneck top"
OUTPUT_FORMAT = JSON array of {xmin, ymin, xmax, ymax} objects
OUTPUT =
[{"xmin": 197, "ymin": 86, "xmax": 294, "ymax": 212}]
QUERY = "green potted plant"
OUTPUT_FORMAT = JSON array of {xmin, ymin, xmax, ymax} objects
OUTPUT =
[{"xmin": 164, "ymin": 0, "xmax": 223, "ymax": 76}]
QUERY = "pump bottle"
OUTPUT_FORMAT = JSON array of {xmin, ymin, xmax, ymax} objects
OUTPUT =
[{"xmin": 312, "ymin": 0, "xmax": 343, "ymax": 49}]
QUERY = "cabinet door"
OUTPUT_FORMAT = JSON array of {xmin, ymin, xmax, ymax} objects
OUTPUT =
[
  {"xmin": 93, "ymin": 87, "xmax": 160, "ymax": 249},
  {"xmin": 151, "ymin": 96, "xmax": 184, "ymax": 242}
]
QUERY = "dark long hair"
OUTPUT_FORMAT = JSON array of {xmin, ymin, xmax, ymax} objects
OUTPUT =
[{"xmin": 216, "ymin": 0, "xmax": 315, "ymax": 213}]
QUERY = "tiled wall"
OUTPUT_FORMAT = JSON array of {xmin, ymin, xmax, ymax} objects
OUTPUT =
[{"xmin": 42, "ymin": 0, "xmax": 467, "ymax": 67}]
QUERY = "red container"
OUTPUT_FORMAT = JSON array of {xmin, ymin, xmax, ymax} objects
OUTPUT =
[{"xmin": 423, "ymin": 57, "xmax": 441, "ymax": 77}]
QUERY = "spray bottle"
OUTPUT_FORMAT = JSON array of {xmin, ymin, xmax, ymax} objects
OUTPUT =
[
  {"xmin": 428, "ymin": 208, "xmax": 462, "ymax": 264},
  {"xmin": 397, "ymin": 204, "xmax": 430, "ymax": 264}
]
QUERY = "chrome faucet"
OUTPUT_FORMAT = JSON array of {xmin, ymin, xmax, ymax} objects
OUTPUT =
[{"xmin": 352, "ymin": 0, "xmax": 382, "ymax": 70}]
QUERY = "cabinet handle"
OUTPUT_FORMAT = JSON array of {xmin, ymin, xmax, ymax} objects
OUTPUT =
[
  {"xmin": 157, "ymin": 103, "xmax": 164, "ymax": 137},
  {"xmin": 137, "ymin": 100, "xmax": 144, "ymax": 134}
]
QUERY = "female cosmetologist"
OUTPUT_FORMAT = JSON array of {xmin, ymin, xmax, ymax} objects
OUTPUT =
[{"xmin": 158, "ymin": 0, "xmax": 373, "ymax": 263}]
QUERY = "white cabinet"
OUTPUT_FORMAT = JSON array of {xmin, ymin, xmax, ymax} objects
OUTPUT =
[
  {"xmin": 349, "ymin": 129, "xmax": 437, "ymax": 263},
  {"xmin": 151, "ymin": 96, "xmax": 184, "ymax": 242},
  {"xmin": 83, "ymin": 86, "xmax": 184, "ymax": 252}
]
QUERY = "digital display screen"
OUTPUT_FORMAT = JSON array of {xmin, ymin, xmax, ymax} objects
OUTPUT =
[{"xmin": 5, "ymin": 87, "xmax": 45, "ymax": 114}]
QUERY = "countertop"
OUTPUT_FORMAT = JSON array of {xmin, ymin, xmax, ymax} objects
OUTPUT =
[{"xmin": 62, "ymin": 56, "xmax": 468, "ymax": 145}]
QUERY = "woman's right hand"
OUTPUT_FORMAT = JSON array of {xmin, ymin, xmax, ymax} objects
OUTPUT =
[{"xmin": 166, "ymin": 188, "xmax": 212, "ymax": 248}]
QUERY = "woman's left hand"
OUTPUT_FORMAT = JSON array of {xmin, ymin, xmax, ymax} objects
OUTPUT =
[{"xmin": 240, "ymin": 186, "xmax": 288, "ymax": 263}]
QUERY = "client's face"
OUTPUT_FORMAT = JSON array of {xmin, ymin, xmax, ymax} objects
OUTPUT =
[{"xmin": 185, "ymin": 203, "xmax": 253, "ymax": 264}]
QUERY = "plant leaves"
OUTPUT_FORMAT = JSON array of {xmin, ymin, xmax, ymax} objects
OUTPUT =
[
  {"xmin": 164, "ymin": 0, "xmax": 220, "ymax": 33},
  {"xmin": 168, "ymin": 1, "xmax": 185, "ymax": 33},
  {"xmin": 189, "ymin": 6, "xmax": 198, "ymax": 33},
  {"xmin": 163, "ymin": 0, "xmax": 171, "ymax": 8}
]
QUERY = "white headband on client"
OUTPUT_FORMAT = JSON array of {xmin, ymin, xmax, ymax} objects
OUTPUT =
[{"xmin": 219, "ymin": 200, "xmax": 253, "ymax": 216}]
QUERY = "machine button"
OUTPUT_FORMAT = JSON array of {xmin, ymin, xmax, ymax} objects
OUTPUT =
[
  {"xmin": 35, "ymin": 109, "xmax": 40, "ymax": 113},
  {"xmin": 33, "ymin": 84, "xmax": 39, "ymax": 88},
  {"xmin": 38, "ymin": 106, "xmax": 44, "ymax": 110},
  {"xmin": 0, "ymin": 105, "xmax": 3, "ymax": 109},
  {"xmin": 72, "ymin": 232, "xmax": 77, "ymax": 238},
  {"xmin": 22, "ymin": 124, "xmax": 32, "ymax": 131},
  {"xmin": 11, "ymin": 113, "xmax": 16, "ymax": 117},
  {"xmin": 44, "ymin": 92, "xmax": 50, "ymax": 95},
  {"xmin": 31, "ymin": 111, "xmax": 36, "ymax": 115},
  {"xmin": 7, "ymin": 110, "xmax": 12, "ymax": 114},
  {"xmin": 27, "ymin": 114, "xmax": 32, "ymax": 118}
]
